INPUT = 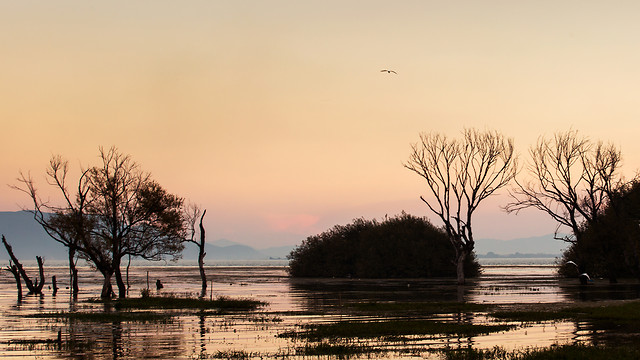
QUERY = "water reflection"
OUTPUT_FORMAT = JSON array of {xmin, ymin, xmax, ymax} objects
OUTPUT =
[
  {"xmin": 1, "ymin": 262, "xmax": 640, "ymax": 359},
  {"xmin": 288, "ymin": 277, "xmax": 476, "ymax": 311}
]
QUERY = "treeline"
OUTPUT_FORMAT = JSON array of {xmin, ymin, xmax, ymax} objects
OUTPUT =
[{"xmin": 288, "ymin": 213, "xmax": 481, "ymax": 278}]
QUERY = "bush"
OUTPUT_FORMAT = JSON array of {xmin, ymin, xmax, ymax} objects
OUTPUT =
[
  {"xmin": 288, "ymin": 213, "xmax": 481, "ymax": 278},
  {"xmin": 558, "ymin": 180, "xmax": 640, "ymax": 281}
]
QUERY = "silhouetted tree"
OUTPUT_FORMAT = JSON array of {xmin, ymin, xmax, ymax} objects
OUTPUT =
[
  {"xmin": 185, "ymin": 204, "xmax": 207, "ymax": 298},
  {"xmin": 2, "ymin": 235, "xmax": 45, "ymax": 295},
  {"xmin": 288, "ymin": 213, "xmax": 481, "ymax": 278},
  {"xmin": 405, "ymin": 129, "xmax": 517, "ymax": 284},
  {"xmin": 506, "ymin": 130, "xmax": 624, "ymax": 279},
  {"xmin": 84, "ymin": 147, "xmax": 186, "ymax": 298},
  {"xmin": 13, "ymin": 156, "xmax": 91, "ymax": 296},
  {"xmin": 14, "ymin": 147, "xmax": 187, "ymax": 298}
]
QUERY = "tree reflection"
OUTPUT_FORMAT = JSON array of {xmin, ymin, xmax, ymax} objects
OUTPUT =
[
  {"xmin": 50, "ymin": 317, "xmax": 187, "ymax": 359},
  {"xmin": 288, "ymin": 277, "xmax": 475, "ymax": 311}
]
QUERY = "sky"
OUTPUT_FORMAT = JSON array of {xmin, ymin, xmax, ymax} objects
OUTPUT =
[{"xmin": 2, "ymin": 1, "xmax": 640, "ymax": 248}]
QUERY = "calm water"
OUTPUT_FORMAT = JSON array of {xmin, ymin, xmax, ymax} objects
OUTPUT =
[{"xmin": 1, "ymin": 258, "xmax": 639, "ymax": 359}]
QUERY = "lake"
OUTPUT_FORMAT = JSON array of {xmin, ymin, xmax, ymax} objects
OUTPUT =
[{"xmin": 1, "ymin": 258, "xmax": 640, "ymax": 359}]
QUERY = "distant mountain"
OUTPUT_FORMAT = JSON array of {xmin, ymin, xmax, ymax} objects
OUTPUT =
[
  {"xmin": 0, "ymin": 211, "xmax": 295, "ymax": 261},
  {"xmin": 259, "ymin": 245, "xmax": 296, "ymax": 259},
  {"xmin": 181, "ymin": 241, "xmax": 294, "ymax": 260},
  {"xmin": 0, "ymin": 211, "xmax": 68, "ymax": 260},
  {"xmin": 0, "ymin": 211, "xmax": 567, "ymax": 261}
]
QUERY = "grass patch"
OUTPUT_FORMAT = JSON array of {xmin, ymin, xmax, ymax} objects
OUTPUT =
[
  {"xmin": 279, "ymin": 319, "xmax": 513, "ymax": 340},
  {"xmin": 440, "ymin": 344, "xmax": 640, "ymax": 360},
  {"xmin": 492, "ymin": 300, "xmax": 640, "ymax": 325},
  {"xmin": 25, "ymin": 311, "xmax": 172, "ymax": 322},
  {"xmin": 91, "ymin": 295, "xmax": 266, "ymax": 312},
  {"xmin": 210, "ymin": 350, "xmax": 257, "ymax": 359},
  {"xmin": 297, "ymin": 341, "xmax": 376, "ymax": 356},
  {"xmin": 350, "ymin": 301, "xmax": 491, "ymax": 314}
]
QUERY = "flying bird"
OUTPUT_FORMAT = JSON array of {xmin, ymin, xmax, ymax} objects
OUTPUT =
[{"xmin": 380, "ymin": 69, "xmax": 397, "ymax": 74}]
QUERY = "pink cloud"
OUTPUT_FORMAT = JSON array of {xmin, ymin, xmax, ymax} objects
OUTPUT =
[{"xmin": 264, "ymin": 213, "xmax": 320, "ymax": 233}]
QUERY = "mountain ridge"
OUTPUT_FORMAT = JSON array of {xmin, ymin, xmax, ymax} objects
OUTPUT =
[{"xmin": 0, "ymin": 211, "xmax": 566, "ymax": 261}]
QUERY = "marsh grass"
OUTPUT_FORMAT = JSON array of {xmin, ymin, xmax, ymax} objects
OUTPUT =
[
  {"xmin": 297, "ymin": 341, "xmax": 376, "ymax": 356},
  {"xmin": 25, "ymin": 311, "xmax": 172, "ymax": 322},
  {"xmin": 350, "ymin": 301, "xmax": 491, "ymax": 314},
  {"xmin": 441, "ymin": 344, "xmax": 640, "ymax": 360},
  {"xmin": 492, "ymin": 300, "xmax": 640, "ymax": 325},
  {"xmin": 279, "ymin": 319, "xmax": 513, "ymax": 340},
  {"xmin": 91, "ymin": 295, "xmax": 266, "ymax": 312}
]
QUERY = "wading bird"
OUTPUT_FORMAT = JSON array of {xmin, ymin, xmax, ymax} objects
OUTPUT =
[{"xmin": 567, "ymin": 261, "xmax": 593, "ymax": 285}]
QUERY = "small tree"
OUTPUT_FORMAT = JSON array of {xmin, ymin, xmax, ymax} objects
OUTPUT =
[
  {"xmin": 185, "ymin": 205, "xmax": 207, "ymax": 298},
  {"xmin": 85, "ymin": 147, "xmax": 186, "ymax": 298},
  {"xmin": 405, "ymin": 129, "xmax": 517, "ymax": 284},
  {"xmin": 12, "ymin": 156, "xmax": 91, "ymax": 296},
  {"xmin": 14, "ymin": 147, "xmax": 187, "ymax": 298}
]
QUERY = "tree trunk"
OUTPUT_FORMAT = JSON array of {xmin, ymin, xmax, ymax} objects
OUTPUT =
[
  {"xmin": 101, "ymin": 271, "xmax": 114, "ymax": 299},
  {"xmin": 198, "ymin": 210, "xmax": 207, "ymax": 299},
  {"xmin": 114, "ymin": 257, "xmax": 127, "ymax": 298},
  {"xmin": 68, "ymin": 248, "xmax": 79, "ymax": 295},
  {"xmin": 52, "ymin": 275, "xmax": 59, "ymax": 296},
  {"xmin": 456, "ymin": 251, "xmax": 466, "ymax": 285},
  {"xmin": 33, "ymin": 256, "xmax": 46, "ymax": 294},
  {"xmin": 5, "ymin": 264, "xmax": 22, "ymax": 299},
  {"xmin": 2, "ymin": 236, "xmax": 45, "ymax": 295}
]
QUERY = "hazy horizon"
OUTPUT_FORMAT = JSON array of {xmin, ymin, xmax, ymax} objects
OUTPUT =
[{"xmin": 2, "ymin": 1, "xmax": 639, "ymax": 248}]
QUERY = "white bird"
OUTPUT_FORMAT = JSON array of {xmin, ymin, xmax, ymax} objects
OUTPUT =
[
  {"xmin": 380, "ymin": 69, "xmax": 397, "ymax": 74},
  {"xmin": 567, "ymin": 261, "xmax": 593, "ymax": 284}
]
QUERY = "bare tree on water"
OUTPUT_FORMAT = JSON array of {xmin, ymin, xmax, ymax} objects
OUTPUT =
[
  {"xmin": 185, "ymin": 205, "xmax": 208, "ymax": 298},
  {"xmin": 506, "ymin": 130, "xmax": 623, "ymax": 245},
  {"xmin": 13, "ymin": 156, "xmax": 91, "ymax": 296},
  {"xmin": 14, "ymin": 147, "xmax": 187, "ymax": 298},
  {"xmin": 405, "ymin": 129, "xmax": 518, "ymax": 285},
  {"xmin": 505, "ymin": 130, "xmax": 624, "ymax": 281}
]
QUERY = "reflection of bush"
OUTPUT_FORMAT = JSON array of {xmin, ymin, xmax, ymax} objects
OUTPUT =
[{"xmin": 288, "ymin": 213, "xmax": 481, "ymax": 278}]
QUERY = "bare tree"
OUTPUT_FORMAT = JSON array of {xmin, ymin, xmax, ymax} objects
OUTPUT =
[
  {"xmin": 185, "ymin": 204, "xmax": 207, "ymax": 298},
  {"xmin": 2, "ymin": 235, "xmax": 45, "ymax": 295},
  {"xmin": 12, "ymin": 156, "xmax": 91, "ymax": 296},
  {"xmin": 505, "ymin": 130, "xmax": 623, "ymax": 245},
  {"xmin": 405, "ymin": 129, "xmax": 518, "ymax": 284}
]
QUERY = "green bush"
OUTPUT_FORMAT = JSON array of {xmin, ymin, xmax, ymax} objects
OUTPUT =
[{"xmin": 288, "ymin": 213, "xmax": 481, "ymax": 278}]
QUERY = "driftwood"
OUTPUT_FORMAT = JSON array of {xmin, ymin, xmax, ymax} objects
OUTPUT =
[
  {"xmin": 2, "ymin": 235, "xmax": 45, "ymax": 295},
  {"xmin": 198, "ymin": 210, "xmax": 207, "ymax": 299},
  {"xmin": 4, "ymin": 262, "xmax": 22, "ymax": 299}
]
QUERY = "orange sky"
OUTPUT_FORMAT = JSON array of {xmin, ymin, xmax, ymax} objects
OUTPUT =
[{"xmin": 2, "ymin": 1, "xmax": 640, "ymax": 247}]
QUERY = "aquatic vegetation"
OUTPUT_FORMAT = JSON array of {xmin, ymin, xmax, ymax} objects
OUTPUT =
[
  {"xmin": 279, "ymin": 319, "xmax": 514, "ymax": 340},
  {"xmin": 296, "ymin": 341, "xmax": 376, "ymax": 356},
  {"xmin": 350, "ymin": 301, "xmax": 491, "ymax": 314},
  {"xmin": 25, "ymin": 311, "xmax": 173, "ymax": 322},
  {"xmin": 492, "ymin": 299, "xmax": 640, "ymax": 324},
  {"xmin": 90, "ymin": 295, "xmax": 266, "ymax": 311},
  {"xmin": 440, "ymin": 344, "xmax": 640, "ymax": 360}
]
